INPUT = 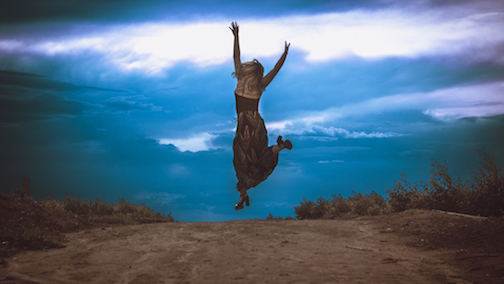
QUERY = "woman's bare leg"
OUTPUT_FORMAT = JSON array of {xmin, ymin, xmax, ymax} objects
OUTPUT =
[
  {"xmin": 271, "ymin": 145, "xmax": 282, "ymax": 155},
  {"xmin": 239, "ymin": 188, "xmax": 247, "ymax": 196}
]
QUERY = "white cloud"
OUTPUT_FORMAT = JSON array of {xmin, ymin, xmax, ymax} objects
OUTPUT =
[
  {"xmin": 3, "ymin": 8, "xmax": 503, "ymax": 73},
  {"xmin": 312, "ymin": 126, "xmax": 404, "ymax": 138},
  {"xmin": 0, "ymin": 40, "xmax": 23, "ymax": 51},
  {"xmin": 267, "ymin": 118, "xmax": 404, "ymax": 139},
  {"xmin": 420, "ymin": 83, "xmax": 504, "ymax": 120},
  {"xmin": 327, "ymin": 81, "xmax": 504, "ymax": 120},
  {"xmin": 318, "ymin": 160, "xmax": 344, "ymax": 164},
  {"xmin": 135, "ymin": 192, "xmax": 185, "ymax": 205},
  {"xmin": 348, "ymin": 81, "xmax": 504, "ymax": 120},
  {"xmin": 106, "ymin": 95, "xmax": 164, "ymax": 112},
  {"xmin": 265, "ymin": 81, "xmax": 504, "ymax": 135},
  {"xmin": 157, "ymin": 132, "xmax": 218, "ymax": 152}
]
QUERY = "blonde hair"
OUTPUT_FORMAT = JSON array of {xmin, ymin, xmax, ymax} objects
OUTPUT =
[{"xmin": 232, "ymin": 59, "xmax": 264, "ymax": 92}]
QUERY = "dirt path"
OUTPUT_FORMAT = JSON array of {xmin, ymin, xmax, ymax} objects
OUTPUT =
[{"xmin": 1, "ymin": 210, "xmax": 503, "ymax": 283}]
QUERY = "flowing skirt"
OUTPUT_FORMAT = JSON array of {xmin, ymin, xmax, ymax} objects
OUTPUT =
[{"xmin": 233, "ymin": 110, "xmax": 279, "ymax": 191}]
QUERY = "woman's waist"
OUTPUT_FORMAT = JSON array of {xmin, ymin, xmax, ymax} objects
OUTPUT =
[{"xmin": 235, "ymin": 93, "xmax": 259, "ymax": 113}]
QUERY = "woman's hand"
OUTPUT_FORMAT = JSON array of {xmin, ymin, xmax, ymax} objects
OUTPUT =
[
  {"xmin": 284, "ymin": 41, "xmax": 290, "ymax": 53},
  {"xmin": 230, "ymin": 22, "xmax": 239, "ymax": 37},
  {"xmin": 231, "ymin": 22, "xmax": 241, "ymax": 71}
]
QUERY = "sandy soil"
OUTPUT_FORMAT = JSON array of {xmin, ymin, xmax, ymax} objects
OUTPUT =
[{"xmin": 1, "ymin": 209, "xmax": 503, "ymax": 284}]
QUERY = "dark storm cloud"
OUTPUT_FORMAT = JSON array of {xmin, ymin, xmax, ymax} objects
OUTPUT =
[
  {"xmin": 0, "ymin": 0, "xmax": 170, "ymax": 24},
  {"xmin": 0, "ymin": 70, "xmax": 78, "ymax": 91},
  {"xmin": 0, "ymin": 89, "xmax": 83, "ymax": 123},
  {"xmin": 0, "ymin": 70, "xmax": 124, "ymax": 92},
  {"xmin": 0, "ymin": 73, "xmax": 84, "ymax": 124},
  {"xmin": 0, "ymin": 0, "xmax": 386, "ymax": 24},
  {"xmin": 0, "ymin": 70, "xmax": 134, "ymax": 123}
]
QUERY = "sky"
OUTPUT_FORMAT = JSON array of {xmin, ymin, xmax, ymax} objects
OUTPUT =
[{"xmin": 1, "ymin": 0, "xmax": 504, "ymax": 222}]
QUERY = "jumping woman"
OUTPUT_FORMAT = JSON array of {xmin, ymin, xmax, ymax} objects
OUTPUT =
[{"xmin": 230, "ymin": 22, "xmax": 292, "ymax": 210}]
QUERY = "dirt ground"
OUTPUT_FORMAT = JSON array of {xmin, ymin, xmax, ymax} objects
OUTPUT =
[{"xmin": 1, "ymin": 209, "xmax": 503, "ymax": 284}]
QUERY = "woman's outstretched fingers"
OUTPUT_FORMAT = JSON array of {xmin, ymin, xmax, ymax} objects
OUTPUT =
[{"xmin": 230, "ymin": 22, "xmax": 239, "ymax": 36}]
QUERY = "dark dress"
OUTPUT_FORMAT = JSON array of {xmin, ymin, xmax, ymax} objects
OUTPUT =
[{"xmin": 233, "ymin": 93, "xmax": 279, "ymax": 191}]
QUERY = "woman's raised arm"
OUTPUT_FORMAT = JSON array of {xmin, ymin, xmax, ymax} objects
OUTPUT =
[
  {"xmin": 230, "ymin": 22, "xmax": 241, "ymax": 73},
  {"xmin": 261, "ymin": 41, "xmax": 290, "ymax": 88}
]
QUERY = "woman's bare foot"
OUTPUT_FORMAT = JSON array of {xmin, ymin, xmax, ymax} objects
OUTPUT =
[{"xmin": 277, "ymin": 136, "xmax": 292, "ymax": 150}]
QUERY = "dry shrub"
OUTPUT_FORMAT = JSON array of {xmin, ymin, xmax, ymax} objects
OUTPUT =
[
  {"xmin": 469, "ymin": 150, "xmax": 504, "ymax": 216},
  {"xmin": 296, "ymin": 149, "xmax": 503, "ymax": 220},
  {"xmin": 293, "ymin": 197, "xmax": 318, "ymax": 220},
  {"xmin": 1, "ymin": 183, "xmax": 65, "ymax": 256},
  {"xmin": 1, "ymin": 180, "xmax": 174, "ymax": 255},
  {"xmin": 265, "ymin": 212, "xmax": 283, "ymax": 220},
  {"xmin": 387, "ymin": 149, "xmax": 503, "ymax": 217},
  {"xmin": 59, "ymin": 195, "xmax": 174, "ymax": 223},
  {"xmin": 387, "ymin": 174, "xmax": 429, "ymax": 212},
  {"xmin": 294, "ymin": 191, "xmax": 387, "ymax": 220}
]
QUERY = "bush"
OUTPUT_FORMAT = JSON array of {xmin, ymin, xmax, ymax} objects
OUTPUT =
[
  {"xmin": 294, "ymin": 191, "xmax": 387, "ymax": 220},
  {"xmin": 425, "ymin": 160, "xmax": 471, "ymax": 213},
  {"xmin": 293, "ymin": 196, "xmax": 318, "ymax": 220},
  {"xmin": 266, "ymin": 212, "xmax": 283, "ymax": 221},
  {"xmin": 468, "ymin": 150, "xmax": 504, "ymax": 216},
  {"xmin": 265, "ymin": 213, "xmax": 295, "ymax": 221},
  {"xmin": 296, "ymin": 149, "xmax": 504, "ymax": 220},
  {"xmin": 55, "ymin": 194, "xmax": 174, "ymax": 223},
  {"xmin": 387, "ymin": 149, "xmax": 503, "ymax": 217},
  {"xmin": 387, "ymin": 174, "xmax": 429, "ymax": 212},
  {"xmin": 1, "ymin": 179, "xmax": 175, "ymax": 256}
]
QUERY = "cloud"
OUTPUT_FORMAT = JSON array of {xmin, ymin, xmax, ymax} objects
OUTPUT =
[
  {"xmin": 0, "ymin": 88, "xmax": 85, "ymax": 123},
  {"xmin": 312, "ymin": 126, "xmax": 404, "ymax": 138},
  {"xmin": 135, "ymin": 191, "xmax": 185, "ymax": 205},
  {"xmin": 337, "ymin": 83, "xmax": 504, "ymax": 120},
  {"xmin": 157, "ymin": 132, "xmax": 219, "ymax": 152},
  {"xmin": 105, "ymin": 95, "xmax": 164, "ymax": 112},
  {"xmin": 0, "ymin": 70, "xmax": 83, "ymax": 91},
  {"xmin": 259, "ymin": 80, "xmax": 504, "ymax": 140},
  {"xmin": 0, "ymin": 70, "xmax": 127, "ymax": 94},
  {"xmin": 283, "ymin": 81, "xmax": 504, "ymax": 125},
  {"xmin": 389, "ymin": 82, "xmax": 504, "ymax": 120},
  {"xmin": 267, "ymin": 117, "xmax": 404, "ymax": 139},
  {"xmin": 2, "ymin": 7, "xmax": 503, "ymax": 73},
  {"xmin": 318, "ymin": 160, "xmax": 344, "ymax": 164},
  {"xmin": 0, "ymin": 70, "xmax": 140, "ymax": 124}
]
